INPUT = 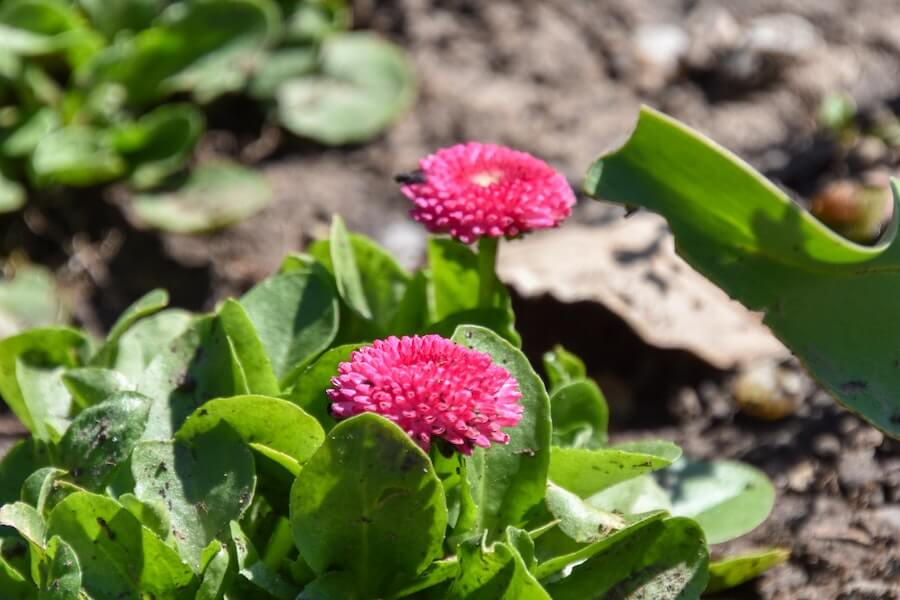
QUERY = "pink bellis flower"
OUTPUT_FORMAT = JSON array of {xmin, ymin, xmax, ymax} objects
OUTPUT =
[
  {"xmin": 328, "ymin": 335, "xmax": 523, "ymax": 455},
  {"xmin": 397, "ymin": 142, "xmax": 576, "ymax": 244}
]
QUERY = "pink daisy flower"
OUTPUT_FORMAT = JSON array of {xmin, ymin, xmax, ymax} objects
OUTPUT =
[
  {"xmin": 398, "ymin": 142, "xmax": 575, "ymax": 243},
  {"xmin": 328, "ymin": 335, "xmax": 523, "ymax": 455}
]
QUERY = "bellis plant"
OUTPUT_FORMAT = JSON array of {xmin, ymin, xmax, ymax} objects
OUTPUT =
[{"xmin": 0, "ymin": 138, "xmax": 787, "ymax": 599}]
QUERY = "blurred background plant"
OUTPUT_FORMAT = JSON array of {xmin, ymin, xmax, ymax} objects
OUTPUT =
[{"xmin": 0, "ymin": 0, "xmax": 414, "ymax": 231}]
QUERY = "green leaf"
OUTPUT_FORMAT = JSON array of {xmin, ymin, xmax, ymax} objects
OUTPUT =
[
  {"xmin": 448, "ymin": 533, "xmax": 549, "ymax": 600},
  {"xmin": 78, "ymin": 0, "xmax": 164, "ymax": 38},
  {"xmin": 0, "ymin": 554, "xmax": 34, "ymax": 599},
  {"xmin": 15, "ymin": 356, "xmax": 73, "ymax": 442},
  {"xmin": 658, "ymin": 460, "xmax": 775, "ymax": 544},
  {"xmin": 281, "ymin": 0, "xmax": 349, "ymax": 43},
  {"xmin": 548, "ymin": 442, "xmax": 681, "ymax": 498},
  {"xmin": 40, "ymin": 535, "xmax": 81, "ymax": 600},
  {"xmin": 0, "ymin": 439, "xmax": 50, "ymax": 505},
  {"xmin": 131, "ymin": 162, "xmax": 273, "ymax": 233},
  {"xmin": 1, "ymin": 107, "xmax": 59, "ymax": 158},
  {"xmin": 0, "ymin": 0, "xmax": 84, "ymax": 56},
  {"xmin": 0, "ymin": 266, "xmax": 65, "ymax": 338},
  {"xmin": 585, "ymin": 105, "xmax": 900, "ymax": 436},
  {"xmin": 0, "ymin": 327, "xmax": 86, "ymax": 435},
  {"xmin": 61, "ymin": 367, "xmax": 133, "ymax": 408},
  {"xmin": 0, "ymin": 168, "xmax": 25, "ymax": 214},
  {"xmin": 549, "ymin": 380, "xmax": 608, "ymax": 449},
  {"xmin": 217, "ymin": 299, "xmax": 280, "ymax": 396},
  {"xmin": 106, "ymin": 289, "xmax": 169, "ymax": 347},
  {"xmin": 103, "ymin": 308, "xmax": 193, "ymax": 380},
  {"xmin": 290, "ymin": 413, "xmax": 448, "ymax": 597},
  {"xmin": 21, "ymin": 467, "xmax": 67, "ymax": 516},
  {"xmin": 310, "ymin": 216, "xmax": 412, "ymax": 330},
  {"xmin": 425, "ymin": 308, "xmax": 521, "ymax": 348},
  {"xmin": 31, "ymin": 126, "xmax": 126, "ymax": 187},
  {"xmin": 587, "ymin": 474, "xmax": 672, "ymax": 515},
  {"xmin": 533, "ymin": 510, "xmax": 666, "ymax": 581},
  {"xmin": 544, "ymin": 482, "xmax": 625, "ymax": 544},
  {"xmin": 177, "ymin": 395, "xmax": 325, "ymax": 475},
  {"xmin": 277, "ymin": 32, "xmax": 415, "ymax": 145},
  {"xmin": 229, "ymin": 521, "xmax": 299, "ymax": 600},
  {"xmin": 542, "ymin": 346, "xmax": 586, "ymax": 393},
  {"xmin": 298, "ymin": 572, "xmax": 359, "ymax": 600},
  {"xmin": 451, "ymin": 325, "xmax": 550, "ymax": 538},
  {"xmin": 59, "ymin": 391, "xmax": 151, "ymax": 490},
  {"xmin": 196, "ymin": 539, "xmax": 232, "ymax": 600},
  {"xmin": 82, "ymin": 0, "xmax": 279, "ymax": 106},
  {"xmin": 393, "ymin": 557, "xmax": 460, "ymax": 598},
  {"xmin": 544, "ymin": 517, "xmax": 708, "ymax": 599},
  {"xmin": 112, "ymin": 104, "xmax": 204, "ymax": 190},
  {"xmin": 428, "ymin": 238, "xmax": 509, "ymax": 321},
  {"xmin": 288, "ymin": 343, "xmax": 363, "ymax": 430},
  {"xmin": 46, "ymin": 491, "xmax": 197, "ymax": 598},
  {"xmin": 248, "ymin": 46, "xmax": 316, "ymax": 100},
  {"xmin": 0, "ymin": 502, "xmax": 46, "ymax": 549},
  {"xmin": 131, "ymin": 424, "xmax": 256, "ymax": 569},
  {"xmin": 135, "ymin": 316, "xmax": 212, "ymax": 440},
  {"xmin": 118, "ymin": 493, "xmax": 172, "ymax": 544},
  {"xmin": 706, "ymin": 548, "xmax": 789, "ymax": 593},
  {"xmin": 240, "ymin": 270, "xmax": 339, "ymax": 385}
]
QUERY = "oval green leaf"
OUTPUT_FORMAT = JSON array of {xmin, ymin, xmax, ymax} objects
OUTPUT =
[{"xmin": 290, "ymin": 412, "xmax": 447, "ymax": 597}]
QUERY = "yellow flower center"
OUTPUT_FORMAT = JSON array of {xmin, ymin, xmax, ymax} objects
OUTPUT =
[{"xmin": 470, "ymin": 170, "xmax": 503, "ymax": 187}]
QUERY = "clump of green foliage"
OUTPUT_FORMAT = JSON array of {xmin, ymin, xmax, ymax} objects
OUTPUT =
[
  {"xmin": 0, "ymin": 214, "xmax": 780, "ymax": 598},
  {"xmin": 0, "ymin": 0, "xmax": 415, "ymax": 231}
]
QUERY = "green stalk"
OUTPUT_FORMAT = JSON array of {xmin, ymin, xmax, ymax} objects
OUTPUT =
[{"xmin": 477, "ymin": 236, "xmax": 499, "ymax": 308}]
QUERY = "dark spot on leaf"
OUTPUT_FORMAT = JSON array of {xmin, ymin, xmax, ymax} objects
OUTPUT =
[
  {"xmin": 840, "ymin": 380, "xmax": 868, "ymax": 393},
  {"xmin": 96, "ymin": 517, "xmax": 116, "ymax": 541},
  {"xmin": 360, "ymin": 515, "xmax": 373, "ymax": 524},
  {"xmin": 199, "ymin": 409, "xmax": 208, "ymax": 417}
]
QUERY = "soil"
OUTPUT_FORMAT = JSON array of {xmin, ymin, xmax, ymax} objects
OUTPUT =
[{"xmin": 3, "ymin": 0, "xmax": 900, "ymax": 598}]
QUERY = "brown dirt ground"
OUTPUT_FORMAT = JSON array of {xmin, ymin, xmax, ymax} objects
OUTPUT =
[{"xmin": 3, "ymin": 1, "xmax": 900, "ymax": 597}]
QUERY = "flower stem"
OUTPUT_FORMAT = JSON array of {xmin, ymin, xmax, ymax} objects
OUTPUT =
[{"xmin": 477, "ymin": 236, "xmax": 499, "ymax": 308}]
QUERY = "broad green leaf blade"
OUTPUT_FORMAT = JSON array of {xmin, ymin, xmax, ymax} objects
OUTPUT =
[
  {"xmin": 61, "ymin": 367, "xmax": 133, "ymax": 409},
  {"xmin": 31, "ymin": 126, "xmax": 126, "ymax": 187},
  {"xmin": 2, "ymin": 107, "xmax": 60, "ymax": 158},
  {"xmin": 544, "ymin": 482, "xmax": 625, "ymax": 544},
  {"xmin": 112, "ymin": 104, "xmax": 204, "ymax": 190},
  {"xmin": 0, "ymin": 554, "xmax": 34, "ymax": 599},
  {"xmin": 549, "ymin": 441, "xmax": 681, "ymax": 498},
  {"xmin": 106, "ymin": 289, "xmax": 169, "ymax": 345},
  {"xmin": 46, "ymin": 491, "xmax": 197, "ymax": 598},
  {"xmin": 298, "ymin": 572, "xmax": 359, "ymax": 600},
  {"xmin": 448, "ymin": 537, "xmax": 549, "ymax": 600},
  {"xmin": 393, "ymin": 557, "xmax": 460, "ymax": 598},
  {"xmin": 218, "ymin": 299, "xmax": 279, "ymax": 396},
  {"xmin": 131, "ymin": 424, "xmax": 256, "ymax": 569},
  {"xmin": 248, "ymin": 46, "xmax": 316, "ymax": 100},
  {"xmin": 131, "ymin": 162, "xmax": 273, "ymax": 233},
  {"xmin": 103, "ymin": 308, "xmax": 193, "ymax": 379},
  {"xmin": 77, "ymin": 0, "xmax": 163, "ymax": 37},
  {"xmin": 177, "ymin": 395, "xmax": 325, "ymax": 471},
  {"xmin": 0, "ymin": 439, "xmax": 50, "ymax": 505},
  {"xmin": 309, "ymin": 217, "xmax": 412, "ymax": 331},
  {"xmin": 706, "ymin": 548, "xmax": 789, "ymax": 593},
  {"xmin": 240, "ymin": 270, "xmax": 339, "ymax": 385},
  {"xmin": 0, "ymin": 328, "xmax": 86, "ymax": 435},
  {"xmin": 59, "ymin": 392, "xmax": 151, "ymax": 490},
  {"xmin": 289, "ymin": 343, "xmax": 363, "ymax": 430},
  {"xmin": 196, "ymin": 539, "xmax": 232, "ymax": 600},
  {"xmin": 118, "ymin": 493, "xmax": 171, "ymax": 544},
  {"xmin": 15, "ymin": 356, "xmax": 73, "ymax": 442},
  {"xmin": 585, "ymin": 105, "xmax": 900, "ymax": 436},
  {"xmin": 542, "ymin": 346, "xmax": 586, "ymax": 393},
  {"xmin": 428, "ymin": 238, "xmax": 510, "ymax": 321},
  {"xmin": 277, "ymin": 32, "xmax": 415, "ymax": 145},
  {"xmin": 451, "ymin": 325, "xmax": 551, "ymax": 538},
  {"xmin": 41, "ymin": 536, "xmax": 81, "ymax": 600},
  {"xmin": 0, "ymin": 502, "xmax": 46, "ymax": 549},
  {"xmin": 533, "ymin": 510, "xmax": 667, "ymax": 581},
  {"xmin": 658, "ymin": 459, "xmax": 775, "ymax": 544},
  {"xmin": 587, "ymin": 474, "xmax": 672, "ymax": 515},
  {"xmin": 290, "ymin": 413, "xmax": 448, "ymax": 597},
  {"xmin": 228, "ymin": 521, "xmax": 299, "ymax": 600},
  {"xmin": 0, "ymin": 168, "xmax": 25, "ymax": 214},
  {"xmin": 544, "ymin": 517, "xmax": 708, "ymax": 599},
  {"xmin": 0, "ymin": 266, "xmax": 63, "ymax": 338},
  {"xmin": 21, "ymin": 467, "xmax": 66, "ymax": 516},
  {"xmin": 549, "ymin": 380, "xmax": 608, "ymax": 449}
]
